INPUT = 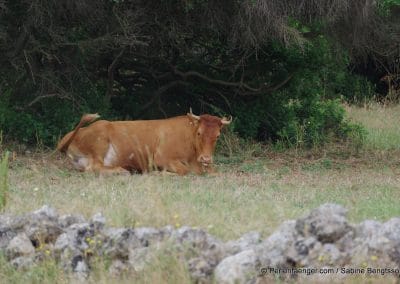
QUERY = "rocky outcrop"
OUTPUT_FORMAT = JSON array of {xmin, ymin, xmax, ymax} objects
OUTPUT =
[{"xmin": 0, "ymin": 203, "xmax": 399, "ymax": 283}]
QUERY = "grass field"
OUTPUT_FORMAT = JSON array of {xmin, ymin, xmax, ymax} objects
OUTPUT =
[{"xmin": 1, "ymin": 103, "xmax": 400, "ymax": 282}]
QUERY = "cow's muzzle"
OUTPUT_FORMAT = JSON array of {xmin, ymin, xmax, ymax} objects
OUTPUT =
[{"xmin": 198, "ymin": 155, "xmax": 213, "ymax": 166}]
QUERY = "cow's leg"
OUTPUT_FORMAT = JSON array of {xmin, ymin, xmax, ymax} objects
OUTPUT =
[
  {"xmin": 189, "ymin": 162, "xmax": 218, "ymax": 175},
  {"xmin": 157, "ymin": 159, "xmax": 190, "ymax": 175},
  {"xmin": 167, "ymin": 161, "xmax": 190, "ymax": 175},
  {"xmin": 153, "ymin": 151, "xmax": 191, "ymax": 175},
  {"xmin": 203, "ymin": 164, "xmax": 217, "ymax": 174},
  {"xmin": 98, "ymin": 167, "xmax": 130, "ymax": 175},
  {"xmin": 91, "ymin": 161, "xmax": 130, "ymax": 175}
]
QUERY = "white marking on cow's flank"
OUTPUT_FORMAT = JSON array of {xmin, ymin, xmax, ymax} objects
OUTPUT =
[{"xmin": 104, "ymin": 143, "xmax": 117, "ymax": 166}]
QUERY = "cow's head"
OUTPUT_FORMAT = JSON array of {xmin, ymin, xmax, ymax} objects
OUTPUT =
[{"xmin": 187, "ymin": 108, "xmax": 232, "ymax": 166}]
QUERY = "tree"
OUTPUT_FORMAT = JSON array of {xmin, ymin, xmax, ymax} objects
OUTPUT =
[{"xmin": 0, "ymin": 0, "xmax": 398, "ymax": 145}]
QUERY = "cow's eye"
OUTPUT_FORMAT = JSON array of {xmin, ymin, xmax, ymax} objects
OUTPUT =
[{"xmin": 197, "ymin": 132, "xmax": 201, "ymax": 136}]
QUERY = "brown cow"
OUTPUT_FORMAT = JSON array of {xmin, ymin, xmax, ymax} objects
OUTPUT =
[{"xmin": 57, "ymin": 109, "xmax": 231, "ymax": 175}]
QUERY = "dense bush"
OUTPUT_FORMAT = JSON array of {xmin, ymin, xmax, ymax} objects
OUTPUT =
[
  {"xmin": 0, "ymin": 80, "xmax": 108, "ymax": 145},
  {"xmin": 0, "ymin": 35, "xmax": 363, "ymax": 147},
  {"xmin": 231, "ymin": 37, "xmax": 366, "ymax": 146}
]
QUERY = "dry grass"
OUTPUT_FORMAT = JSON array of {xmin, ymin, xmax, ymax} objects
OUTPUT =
[
  {"xmin": 7, "ymin": 148, "xmax": 400, "ymax": 242},
  {"xmin": 2, "ymin": 103, "xmax": 400, "ymax": 282}
]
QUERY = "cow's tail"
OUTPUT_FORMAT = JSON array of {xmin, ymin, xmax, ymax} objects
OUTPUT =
[{"xmin": 57, "ymin": 113, "xmax": 100, "ymax": 153}]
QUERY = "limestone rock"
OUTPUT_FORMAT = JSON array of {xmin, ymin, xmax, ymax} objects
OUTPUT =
[
  {"xmin": 225, "ymin": 231, "xmax": 261, "ymax": 255},
  {"xmin": 6, "ymin": 233, "xmax": 35, "ymax": 259},
  {"xmin": 295, "ymin": 203, "xmax": 351, "ymax": 243},
  {"xmin": 214, "ymin": 249, "xmax": 259, "ymax": 284},
  {"xmin": 257, "ymin": 220, "xmax": 298, "ymax": 267},
  {"xmin": 102, "ymin": 228, "xmax": 141, "ymax": 259},
  {"xmin": 90, "ymin": 212, "xmax": 106, "ymax": 231},
  {"xmin": 59, "ymin": 214, "xmax": 86, "ymax": 229}
]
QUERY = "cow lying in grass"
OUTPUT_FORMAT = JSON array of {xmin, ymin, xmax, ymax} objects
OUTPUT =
[{"xmin": 57, "ymin": 110, "xmax": 231, "ymax": 175}]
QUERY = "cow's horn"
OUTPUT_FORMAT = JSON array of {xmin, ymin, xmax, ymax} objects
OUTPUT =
[
  {"xmin": 221, "ymin": 115, "xmax": 232, "ymax": 125},
  {"xmin": 188, "ymin": 107, "xmax": 200, "ymax": 120}
]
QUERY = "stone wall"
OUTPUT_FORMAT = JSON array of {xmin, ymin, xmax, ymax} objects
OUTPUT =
[{"xmin": 1, "ymin": 203, "xmax": 400, "ymax": 283}]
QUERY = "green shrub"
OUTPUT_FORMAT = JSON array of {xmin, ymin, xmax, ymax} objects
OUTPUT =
[
  {"xmin": 0, "ymin": 78, "xmax": 109, "ymax": 145},
  {"xmin": 231, "ymin": 37, "xmax": 366, "ymax": 148},
  {"xmin": 338, "ymin": 74, "xmax": 376, "ymax": 104}
]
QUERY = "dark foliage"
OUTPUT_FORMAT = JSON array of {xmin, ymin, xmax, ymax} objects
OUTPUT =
[{"xmin": 0, "ymin": 0, "xmax": 399, "ymax": 145}]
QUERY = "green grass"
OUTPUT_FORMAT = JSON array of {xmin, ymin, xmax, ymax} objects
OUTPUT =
[
  {"xmin": 2, "ymin": 103, "xmax": 400, "ymax": 283},
  {"xmin": 7, "ymin": 159, "xmax": 400, "ymax": 241},
  {"xmin": 0, "ymin": 253, "xmax": 66, "ymax": 284},
  {"xmin": 346, "ymin": 103, "xmax": 400, "ymax": 150}
]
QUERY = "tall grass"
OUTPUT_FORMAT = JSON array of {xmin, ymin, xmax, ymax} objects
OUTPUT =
[
  {"xmin": 345, "ymin": 103, "xmax": 400, "ymax": 150},
  {"xmin": 0, "ymin": 151, "xmax": 9, "ymax": 211}
]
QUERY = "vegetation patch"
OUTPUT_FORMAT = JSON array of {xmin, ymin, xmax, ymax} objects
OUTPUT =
[
  {"xmin": 1, "ymin": 1, "xmax": 398, "ymax": 147},
  {"xmin": 0, "ymin": 151, "xmax": 9, "ymax": 211}
]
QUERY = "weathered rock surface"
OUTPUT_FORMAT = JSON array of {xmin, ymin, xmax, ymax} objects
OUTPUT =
[
  {"xmin": 225, "ymin": 231, "xmax": 261, "ymax": 255},
  {"xmin": 214, "ymin": 249, "xmax": 259, "ymax": 284},
  {"xmin": 0, "ymin": 204, "xmax": 399, "ymax": 283},
  {"xmin": 6, "ymin": 233, "xmax": 35, "ymax": 259},
  {"xmin": 295, "ymin": 203, "xmax": 351, "ymax": 243}
]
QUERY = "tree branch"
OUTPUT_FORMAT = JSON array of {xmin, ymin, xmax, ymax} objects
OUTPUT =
[
  {"xmin": 171, "ymin": 66, "xmax": 259, "ymax": 91},
  {"xmin": 105, "ymin": 48, "xmax": 125, "ymax": 104},
  {"xmin": 136, "ymin": 80, "xmax": 189, "ymax": 118},
  {"xmin": 25, "ymin": 93, "xmax": 71, "ymax": 108},
  {"xmin": 266, "ymin": 74, "xmax": 294, "ymax": 92},
  {"xmin": 24, "ymin": 50, "xmax": 36, "ymax": 85},
  {"xmin": 171, "ymin": 66, "xmax": 293, "ymax": 95}
]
